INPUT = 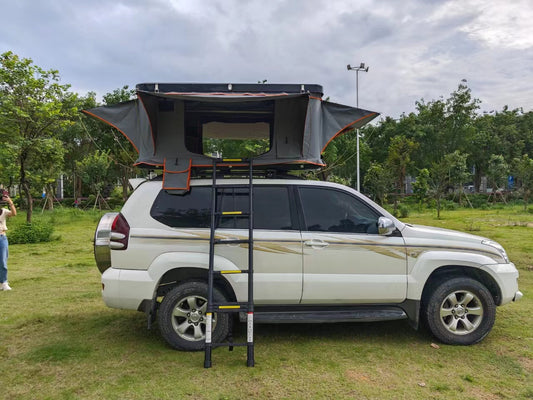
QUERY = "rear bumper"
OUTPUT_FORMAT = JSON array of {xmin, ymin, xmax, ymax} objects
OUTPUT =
[{"xmin": 101, "ymin": 267, "xmax": 155, "ymax": 310}]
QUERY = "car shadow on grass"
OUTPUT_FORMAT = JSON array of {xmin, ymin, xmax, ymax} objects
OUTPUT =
[{"xmin": 14, "ymin": 310, "xmax": 434, "ymax": 364}]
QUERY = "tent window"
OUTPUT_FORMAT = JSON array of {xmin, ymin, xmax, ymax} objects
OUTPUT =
[{"xmin": 184, "ymin": 100, "xmax": 273, "ymax": 158}]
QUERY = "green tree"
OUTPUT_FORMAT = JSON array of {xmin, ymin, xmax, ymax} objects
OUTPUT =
[
  {"xmin": 32, "ymin": 137, "xmax": 65, "ymax": 210},
  {"xmin": 470, "ymin": 114, "xmax": 501, "ymax": 191},
  {"xmin": 513, "ymin": 154, "xmax": 533, "ymax": 210},
  {"xmin": 0, "ymin": 51, "xmax": 77, "ymax": 222},
  {"xmin": 320, "ymin": 129, "xmax": 374, "ymax": 188},
  {"xmin": 386, "ymin": 135, "xmax": 419, "ymax": 195},
  {"xmin": 363, "ymin": 162, "xmax": 393, "ymax": 205},
  {"xmin": 487, "ymin": 154, "xmax": 509, "ymax": 203},
  {"xmin": 428, "ymin": 151, "xmax": 469, "ymax": 218},
  {"xmin": 412, "ymin": 168, "xmax": 430, "ymax": 207},
  {"xmin": 415, "ymin": 82, "xmax": 479, "ymax": 168},
  {"xmin": 76, "ymin": 150, "xmax": 112, "ymax": 209},
  {"xmin": 0, "ymin": 145, "xmax": 17, "ymax": 190},
  {"xmin": 203, "ymin": 138, "xmax": 270, "ymax": 159},
  {"xmin": 60, "ymin": 92, "xmax": 99, "ymax": 199}
]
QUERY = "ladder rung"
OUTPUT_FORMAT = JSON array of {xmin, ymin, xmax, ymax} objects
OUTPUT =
[
  {"xmin": 212, "ymin": 342, "xmax": 248, "ymax": 348},
  {"xmin": 213, "ymin": 302, "xmax": 249, "ymax": 312},
  {"xmin": 214, "ymin": 239, "xmax": 251, "ymax": 245},
  {"xmin": 215, "ymin": 211, "xmax": 250, "ymax": 217},
  {"xmin": 216, "ymin": 269, "xmax": 249, "ymax": 275},
  {"xmin": 214, "ymin": 184, "xmax": 252, "ymax": 190},
  {"xmin": 220, "ymin": 158, "xmax": 247, "ymax": 162}
]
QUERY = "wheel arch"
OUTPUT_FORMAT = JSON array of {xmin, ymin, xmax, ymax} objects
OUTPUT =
[
  {"xmin": 420, "ymin": 265, "xmax": 502, "ymax": 307},
  {"xmin": 156, "ymin": 267, "xmax": 237, "ymax": 302}
]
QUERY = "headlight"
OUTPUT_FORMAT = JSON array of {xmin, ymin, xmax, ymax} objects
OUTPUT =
[{"xmin": 482, "ymin": 240, "xmax": 510, "ymax": 263}]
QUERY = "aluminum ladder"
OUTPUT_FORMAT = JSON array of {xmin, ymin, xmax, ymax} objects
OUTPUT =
[{"xmin": 204, "ymin": 158, "xmax": 255, "ymax": 368}]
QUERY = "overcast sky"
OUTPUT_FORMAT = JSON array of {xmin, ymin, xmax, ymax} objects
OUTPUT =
[{"xmin": 1, "ymin": 0, "xmax": 532, "ymax": 118}]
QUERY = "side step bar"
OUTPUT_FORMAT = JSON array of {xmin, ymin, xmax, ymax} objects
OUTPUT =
[{"xmin": 240, "ymin": 308, "xmax": 407, "ymax": 324}]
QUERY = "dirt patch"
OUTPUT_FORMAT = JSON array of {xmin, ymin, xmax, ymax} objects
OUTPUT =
[
  {"xmin": 468, "ymin": 387, "xmax": 503, "ymax": 400},
  {"xmin": 518, "ymin": 356, "xmax": 533, "ymax": 372},
  {"xmin": 345, "ymin": 370, "xmax": 371, "ymax": 382}
]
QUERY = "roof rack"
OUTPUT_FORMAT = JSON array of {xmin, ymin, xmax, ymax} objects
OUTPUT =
[{"xmin": 189, "ymin": 166, "xmax": 305, "ymax": 180}]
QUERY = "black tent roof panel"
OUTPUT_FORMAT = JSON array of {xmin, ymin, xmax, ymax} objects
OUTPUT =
[{"xmin": 136, "ymin": 83, "xmax": 324, "ymax": 97}]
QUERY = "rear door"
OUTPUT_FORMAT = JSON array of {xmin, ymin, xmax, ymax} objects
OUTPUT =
[
  {"xmin": 298, "ymin": 185, "xmax": 407, "ymax": 304},
  {"xmin": 216, "ymin": 185, "xmax": 303, "ymax": 304}
]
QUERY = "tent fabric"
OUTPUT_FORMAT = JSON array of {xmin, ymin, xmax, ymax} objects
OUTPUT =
[{"xmin": 82, "ymin": 86, "xmax": 379, "ymax": 193}]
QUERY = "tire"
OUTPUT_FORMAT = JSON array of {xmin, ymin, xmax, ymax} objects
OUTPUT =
[
  {"xmin": 158, "ymin": 281, "xmax": 230, "ymax": 351},
  {"xmin": 423, "ymin": 277, "xmax": 496, "ymax": 345}
]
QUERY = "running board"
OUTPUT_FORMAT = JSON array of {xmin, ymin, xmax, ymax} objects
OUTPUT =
[{"xmin": 240, "ymin": 308, "xmax": 407, "ymax": 324}]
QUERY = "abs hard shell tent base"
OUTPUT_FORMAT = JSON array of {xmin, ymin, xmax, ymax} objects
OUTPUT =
[{"xmin": 82, "ymin": 83, "xmax": 379, "ymax": 193}]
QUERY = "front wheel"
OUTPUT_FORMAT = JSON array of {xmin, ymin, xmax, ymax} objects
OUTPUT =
[
  {"xmin": 423, "ymin": 277, "xmax": 496, "ymax": 345},
  {"xmin": 158, "ymin": 281, "xmax": 230, "ymax": 351}
]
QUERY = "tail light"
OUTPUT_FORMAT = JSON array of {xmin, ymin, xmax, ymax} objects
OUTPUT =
[{"xmin": 110, "ymin": 213, "xmax": 130, "ymax": 250}]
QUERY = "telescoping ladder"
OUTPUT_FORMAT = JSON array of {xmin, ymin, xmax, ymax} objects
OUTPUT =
[{"xmin": 204, "ymin": 158, "xmax": 255, "ymax": 368}]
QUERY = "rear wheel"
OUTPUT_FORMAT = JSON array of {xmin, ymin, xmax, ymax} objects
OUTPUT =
[
  {"xmin": 423, "ymin": 277, "xmax": 496, "ymax": 345},
  {"xmin": 158, "ymin": 281, "xmax": 230, "ymax": 351}
]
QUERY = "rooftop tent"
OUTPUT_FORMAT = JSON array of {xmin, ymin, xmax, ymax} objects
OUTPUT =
[{"xmin": 82, "ymin": 83, "xmax": 379, "ymax": 192}]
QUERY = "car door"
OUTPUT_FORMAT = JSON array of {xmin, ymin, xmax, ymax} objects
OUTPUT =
[
  {"xmin": 298, "ymin": 185, "xmax": 407, "ymax": 304},
  {"xmin": 216, "ymin": 185, "xmax": 303, "ymax": 304}
]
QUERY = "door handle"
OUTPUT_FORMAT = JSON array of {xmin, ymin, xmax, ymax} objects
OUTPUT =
[{"xmin": 304, "ymin": 239, "xmax": 329, "ymax": 249}]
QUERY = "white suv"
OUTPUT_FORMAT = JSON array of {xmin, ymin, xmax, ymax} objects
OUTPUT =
[{"xmin": 94, "ymin": 177, "xmax": 522, "ymax": 350}]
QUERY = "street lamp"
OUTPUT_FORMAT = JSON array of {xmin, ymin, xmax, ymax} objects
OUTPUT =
[{"xmin": 347, "ymin": 62, "xmax": 369, "ymax": 192}]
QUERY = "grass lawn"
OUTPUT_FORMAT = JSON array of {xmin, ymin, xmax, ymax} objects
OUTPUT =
[{"xmin": 0, "ymin": 207, "xmax": 531, "ymax": 399}]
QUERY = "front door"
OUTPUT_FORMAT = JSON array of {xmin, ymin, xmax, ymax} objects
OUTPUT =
[{"xmin": 298, "ymin": 186, "xmax": 407, "ymax": 304}]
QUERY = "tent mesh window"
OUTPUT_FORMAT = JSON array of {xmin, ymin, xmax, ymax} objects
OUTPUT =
[{"xmin": 183, "ymin": 100, "xmax": 274, "ymax": 159}]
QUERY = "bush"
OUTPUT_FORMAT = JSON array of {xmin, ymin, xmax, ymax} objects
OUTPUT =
[
  {"xmin": 443, "ymin": 200, "xmax": 459, "ymax": 210},
  {"xmin": 8, "ymin": 221, "xmax": 54, "ymax": 244},
  {"xmin": 469, "ymin": 194, "xmax": 489, "ymax": 209},
  {"xmin": 397, "ymin": 204, "xmax": 410, "ymax": 218}
]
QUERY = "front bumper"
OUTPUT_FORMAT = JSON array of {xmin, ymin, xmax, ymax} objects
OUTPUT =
[{"xmin": 484, "ymin": 263, "xmax": 520, "ymax": 305}]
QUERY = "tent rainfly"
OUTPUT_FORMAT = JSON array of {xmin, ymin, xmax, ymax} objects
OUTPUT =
[{"xmin": 82, "ymin": 83, "xmax": 379, "ymax": 193}]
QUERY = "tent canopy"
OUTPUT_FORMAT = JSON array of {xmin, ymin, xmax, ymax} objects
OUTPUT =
[{"xmin": 82, "ymin": 83, "xmax": 379, "ymax": 191}]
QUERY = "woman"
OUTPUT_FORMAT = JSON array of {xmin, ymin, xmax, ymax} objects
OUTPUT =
[{"xmin": 0, "ymin": 191, "xmax": 17, "ymax": 291}]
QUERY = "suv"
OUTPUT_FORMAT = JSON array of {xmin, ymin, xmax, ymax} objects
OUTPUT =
[{"xmin": 94, "ymin": 176, "xmax": 522, "ymax": 350}]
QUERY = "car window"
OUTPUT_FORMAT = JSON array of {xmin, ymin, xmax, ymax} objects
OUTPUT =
[
  {"xmin": 151, "ymin": 185, "xmax": 294, "ymax": 230},
  {"xmin": 219, "ymin": 186, "xmax": 294, "ymax": 230},
  {"xmin": 299, "ymin": 186, "xmax": 379, "ymax": 234},
  {"xmin": 151, "ymin": 186, "xmax": 212, "ymax": 228}
]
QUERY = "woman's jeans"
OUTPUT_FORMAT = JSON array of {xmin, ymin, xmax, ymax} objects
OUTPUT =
[{"xmin": 0, "ymin": 235, "xmax": 8, "ymax": 283}]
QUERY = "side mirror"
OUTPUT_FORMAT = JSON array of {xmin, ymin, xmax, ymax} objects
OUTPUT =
[{"xmin": 378, "ymin": 217, "xmax": 396, "ymax": 235}]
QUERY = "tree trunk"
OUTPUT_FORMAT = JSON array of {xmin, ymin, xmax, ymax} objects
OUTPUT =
[
  {"xmin": 20, "ymin": 158, "xmax": 33, "ymax": 223},
  {"xmin": 474, "ymin": 165, "xmax": 482, "ymax": 192},
  {"xmin": 23, "ymin": 182, "xmax": 33, "ymax": 223},
  {"xmin": 121, "ymin": 170, "xmax": 129, "ymax": 201},
  {"xmin": 74, "ymin": 174, "xmax": 83, "ymax": 200},
  {"xmin": 45, "ymin": 184, "xmax": 54, "ymax": 210}
]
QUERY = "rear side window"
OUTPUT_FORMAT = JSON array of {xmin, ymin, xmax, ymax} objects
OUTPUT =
[
  {"xmin": 151, "ymin": 185, "xmax": 294, "ymax": 230},
  {"xmin": 151, "ymin": 187, "xmax": 212, "ymax": 228}
]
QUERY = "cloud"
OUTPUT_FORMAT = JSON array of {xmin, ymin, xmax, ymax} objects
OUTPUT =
[
  {"xmin": 458, "ymin": 0, "xmax": 533, "ymax": 50},
  {"xmin": 0, "ymin": 0, "xmax": 531, "ymax": 117}
]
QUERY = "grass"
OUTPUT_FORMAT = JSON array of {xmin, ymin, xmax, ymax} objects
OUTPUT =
[{"xmin": 0, "ymin": 207, "xmax": 531, "ymax": 399}]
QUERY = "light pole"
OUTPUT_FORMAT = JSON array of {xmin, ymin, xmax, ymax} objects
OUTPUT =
[{"xmin": 347, "ymin": 62, "xmax": 369, "ymax": 192}]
